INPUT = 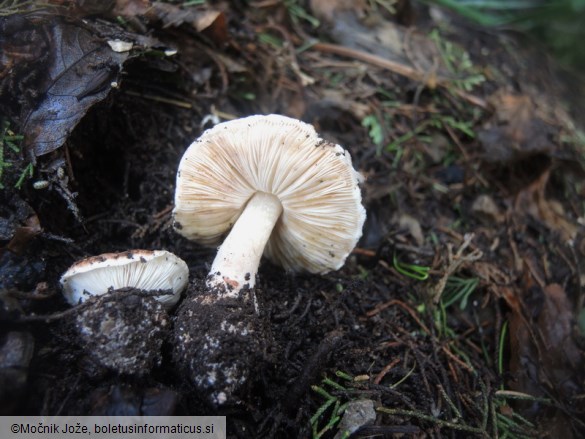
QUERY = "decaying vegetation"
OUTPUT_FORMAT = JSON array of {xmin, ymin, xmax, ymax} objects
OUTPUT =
[{"xmin": 1, "ymin": 0, "xmax": 584, "ymax": 437}]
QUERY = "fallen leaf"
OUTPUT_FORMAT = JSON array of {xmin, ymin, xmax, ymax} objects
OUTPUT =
[
  {"xmin": 0, "ymin": 12, "xmax": 169, "ymax": 159},
  {"xmin": 397, "ymin": 213, "xmax": 424, "ymax": 247},
  {"xmin": 309, "ymin": 0, "xmax": 449, "ymax": 84},
  {"xmin": 19, "ymin": 18, "xmax": 129, "ymax": 158},
  {"xmin": 471, "ymin": 194, "xmax": 505, "ymax": 224},
  {"xmin": 514, "ymin": 169, "xmax": 578, "ymax": 241},
  {"xmin": 506, "ymin": 287, "xmax": 545, "ymax": 405},
  {"xmin": 6, "ymin": 215, "xmax": 41, "ymax": 255},
  {"xmin": 478, "ymin": 93, "xmax": 558, "ymax": 163},
  {"xmin": 537, "ymin": 284, "xmax": 582, "ymax": 374},
  {"xmin": 193, "ymin": 10, "xmax": 224, "ymax": 33},
  {"xmin": 310, "ymin": 0, "xmax": 368, "ymax": 22},
  {"xmin": 506, "ymin": 275, "xmax": 584, "ymax": 425},
  {"xmin": 110, "ymin": 0, "xmax": 151, "ymax": 18},
  {"xmin": 0, "ymin": 194, "xmax": 38, "ymax": 250},
  {"xmin": 112, "ymin": 0, "xmax": 228, "ymax": 43}
]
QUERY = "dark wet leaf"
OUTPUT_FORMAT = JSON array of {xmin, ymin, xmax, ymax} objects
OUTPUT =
[
  {"xmin": 507, "ymin": 279, "xmax": 584, "ymax": 414},
  {"xmin": 435, "ymin": 164, "xmax": 465, "ymax": 185},
  {"xmin": 0, "ymin": 194, "xmax": 37, "ymax": 247},
  {"xmin": 0, "ymin": 251, "xmax": 45, "ymax": 291},
  {"xmin": 537, "ymin": 284, "xmax": 582, "ymax": 384},
  {"xmin": 89, "ymin": 385, "xmax": 142, "ymax": 416},
  {"xmin": 507, "ymin": 288, "xmax": 545, "ymax": 404},
  {"xmin": 20, "ymin": 18, "xmax": 129, "ymax": 158}
]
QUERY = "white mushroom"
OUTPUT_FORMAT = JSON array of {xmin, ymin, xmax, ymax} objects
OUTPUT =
[
  {"xmin": 173, "ymin": 114, "xmax": 366, "ymax": 297},
  {"xmin": 60, "ymin": 250, "xmax": 189, "ymax": 309}
]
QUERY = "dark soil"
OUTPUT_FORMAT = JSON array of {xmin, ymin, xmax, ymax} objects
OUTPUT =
[{"xmin": 1, "ymin": 1, "xmax": 585, "ymax": 438}]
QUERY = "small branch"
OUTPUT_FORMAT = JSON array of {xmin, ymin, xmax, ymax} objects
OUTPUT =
[
  {"xmin": 123, "ymin": 90, "xmax": 192, "ymax": 109},
  {"xmin": 14, "ymin": 288, "xmax": 171, "ymax": 323},
  {"xmin": 377, "ymin": 407, "xmax": 488, "ymax": 436},
  {"xmin": 311, "ymin": 42, "xmax": 489, "ymax": 110},
  {"xmin": 430, "ymin": 233, "xmax": 483, "ymax": 304}
]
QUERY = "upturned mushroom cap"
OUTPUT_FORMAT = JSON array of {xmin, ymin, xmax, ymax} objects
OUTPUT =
[
  {"xmin": 173, "ymin": 114, "xmax": 366, "ymax": 274},
  {"xmin": 60, "ymin": 250, "xmax": 189, "ymax": 309}
]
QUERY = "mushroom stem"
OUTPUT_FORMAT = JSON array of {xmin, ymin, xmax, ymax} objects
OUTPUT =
[{"xmin": 207, "ymin": 191, "xmax": 282, "ymax": 297}]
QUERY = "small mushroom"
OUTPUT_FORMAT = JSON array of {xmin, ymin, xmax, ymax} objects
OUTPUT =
[
  {"xmin": 59, "ymin": 250, "xmax": 188, "ymax": 375},
  {"xmin": 60, "ymin": 249, "xmax": 189, "ymax": 309},
  {"xmin": 173, "ymin": 114, "xmax": 366, "ymax": 296},
  {"xmin": 172, "ymin": 115, "xmax": 366, "ymax": 405}
]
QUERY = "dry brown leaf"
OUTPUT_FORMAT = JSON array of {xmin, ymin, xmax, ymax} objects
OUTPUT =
[
  {"xmin": 506, "ymin": 276, "xmax": 584, "ymax": 423},
  {"xmin": 514, "ymin": 169, "xmax": 578, "ymax": 241},
  {"xmin": 0, "ymin": 195, "xmax": 40, "ymax": 256},
  {"xmin": 6, "ymin": 215, "xmax": 41, "ymax": 255},
  {"xmin": 309, "ymin": 0, "xmax": 368, "ymax": 22},
  {"xmin": 397, "ymin": 213, "xmax": 424, "ymax": 247},
  {"xmin": 506, "ymin": 275, "xmax": 544, "ymax": 401},
  {"xmin": 319, "ymin": 89, "xmax": 371, "ymax": 120},
  {"xmin": 110, "ymin": 0, "xmax": 150, "ymax": 17},
  {"xmin": 507, "ymin": 300, "xmax": 543, "ymax": 403},
  {"xmin": 471, "ymin": 261, "xmax": 512, "ymax": 288},
  {"xmin": 478, "ymin": 93, "xmax": 558, "ymax": 163},
  {"xmin": 193, "ymin": 10, "xmax": 224, "ymax": 32},
  {"xmin": 471, "ymin": 194, "xmax": 505, "ymax": 224},
  {"xmin": 113, "ymin": 0, "xmax": 228, "ymax": 42},
  {"xmin": 538, "ymin": 284, "xmax": 582, "ymax": 372},
  {"xmin": 310, "ymin": 0, "xmax": 450, "ymax": 84}
]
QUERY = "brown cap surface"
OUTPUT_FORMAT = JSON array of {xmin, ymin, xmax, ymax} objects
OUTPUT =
[{"xmin": 60, "ymin": 250, "xmax": 189, "ymax": 308}]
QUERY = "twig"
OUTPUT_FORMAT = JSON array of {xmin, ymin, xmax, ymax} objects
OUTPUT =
[
  {"xmin": 283, "ymin": 330, "xmax": 344, "ymax": 414},
  {"xmin": 377, "ymin": 407, "xmax": 488, "ymax": 436},
  {"xmin": 123, "ymin": 90, "xmax": 192, "ymax": 109},
  {"xmin": 494, "ymin": 390, "xmax": 552, "ymax": 404},
  {"xmin": 366, "ymin": 299, "xmax": 431, "ymax": 335},
  {"xmin": 374, "ymin": 358, "xmax": 401, "ymax": 385},
  {"xmin": 351, "ymin": 247, "xmax": 376, "ymax": 257},
  {"xmin": 430, "ymin": 233, "xmax": 483, "ymax": 304},
  {"xmin": 15, "ymin": 288, "xmax": 171, "ymax": 322},
  {"xmin": 437, "ymin": 383, "xmax": 463, "ymax": 420},
  {"xmin": 443, "ymin": 122, "xmax": 489, "ymax": 188},
  {"xmin": 310, "ymin": 42, "xmax": 489, "ymax": 110}
]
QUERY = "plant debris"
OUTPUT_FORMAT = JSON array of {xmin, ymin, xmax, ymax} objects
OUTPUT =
[{"xmin": 1, "ymin": 0, "xmax": 584, "ymax": 437}]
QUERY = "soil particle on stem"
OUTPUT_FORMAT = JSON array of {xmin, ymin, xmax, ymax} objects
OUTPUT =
[
  {"xmin": 75, "ymin": 292, "xmax": 168, "ymax": 375},
  {"xmin": 173, "ymin": 281, "xmax": 269, "ymax": 407}
]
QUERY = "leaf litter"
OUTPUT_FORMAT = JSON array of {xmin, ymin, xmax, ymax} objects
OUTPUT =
[{"xmin": 0, "ymin": 0, "xmax": 584, "ymax": 437}]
